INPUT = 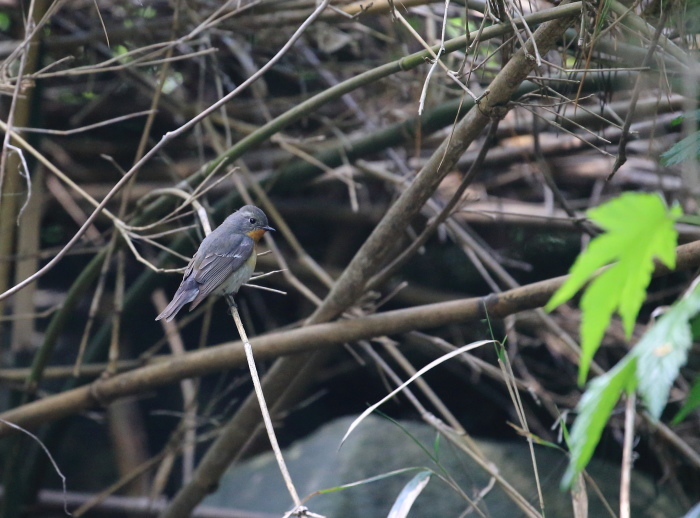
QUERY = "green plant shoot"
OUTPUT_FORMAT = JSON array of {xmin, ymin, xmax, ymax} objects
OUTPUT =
[
  {"xmin": 563, "ymin": 280, "xmax": 700, "ymax": 488},
  {"xmin": 546, "ymin": 193, "xmax": 681, "ymax": 385}
]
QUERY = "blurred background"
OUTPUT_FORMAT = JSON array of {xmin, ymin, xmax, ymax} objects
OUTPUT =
[{"xmin": 0, "ymin": 0, "xmax": 699, "ymax": 516}]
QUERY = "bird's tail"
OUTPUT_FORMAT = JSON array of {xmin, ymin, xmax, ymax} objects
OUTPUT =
[{"xmin": 155, "ymin": 280, "xmax": 198, "ymax": 322}]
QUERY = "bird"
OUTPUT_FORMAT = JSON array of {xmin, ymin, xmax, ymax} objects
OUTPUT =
[{"xmin": 155, "ymin": 205, "xmax": 275, "ymax": 322}]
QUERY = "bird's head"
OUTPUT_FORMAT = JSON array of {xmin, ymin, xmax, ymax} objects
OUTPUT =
[{"xmin": 228, "ymin": 205, "xmax": 275, "ymax": 241}]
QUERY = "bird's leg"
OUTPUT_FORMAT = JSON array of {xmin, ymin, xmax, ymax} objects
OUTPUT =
[{"xmin": 225, "ymin": 294, "xmax": 238, "ymax": 314}]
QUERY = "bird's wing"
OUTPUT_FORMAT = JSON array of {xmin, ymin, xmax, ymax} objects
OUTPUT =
[{"xmin": 192, "ymin": 234, "xmax": 254, "ymax": 299}]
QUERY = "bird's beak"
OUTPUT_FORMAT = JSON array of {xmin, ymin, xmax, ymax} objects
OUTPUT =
[{"xmin": 263, "ymin": 226, "xmax": 275, "ymax": 232}]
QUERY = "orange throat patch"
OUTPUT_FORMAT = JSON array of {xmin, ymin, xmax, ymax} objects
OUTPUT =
[{"xmin": 246, "ymin": 228, "xmax": 267, "ymax": 241}]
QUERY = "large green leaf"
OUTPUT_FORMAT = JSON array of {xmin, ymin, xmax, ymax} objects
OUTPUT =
[
  {"xmin": 635, "ymin": 282, "xmax": 700, "ymax": 419},
  {"xmin": 563, "ymin": 279, "xmax": 700, "ymax": 488},
  {"xmin": 561, "ymin": 356, "xmax": 637, "ymax": 489},
  {"xmin": 546, "ymin": 193, "xmax": 681, "ymax": 384}
]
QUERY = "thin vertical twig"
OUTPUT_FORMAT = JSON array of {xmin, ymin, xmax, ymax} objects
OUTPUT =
[
  {"xmin": 620, "ymin": 392, "xmax": 636, "ymax": 518},
  {"xmin": 608, "ymin": 10, "xmax": 668, "ymax": 180},
  {"xmin": 418, "ymin": 0, "xmax": 451, "ymax": 114},
  {"xmin": 497, "ymin": 346, "xmax": 545, "ymax": 515},
  {"xmin": 153, "ymin": 289, "xmax": 197, "ymax": 485},
  {"xmin": 226, "ymin": 296, "xmax": 302, "ymax": 511},
  {"xmin": 0, "ymin": 24, "xmax": 30, "ymax": 197}
]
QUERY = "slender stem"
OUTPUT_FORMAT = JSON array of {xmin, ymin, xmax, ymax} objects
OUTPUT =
[
  {"xmin": 226, "ymin": 296, "xmax": 301, "ymax": 509},
  {"xmin": 608, "ymin": 9, "xmax": 668, "ymax": 179},
  {"xmin": 620, "ymin": 392, "xmax": 636, "ymax": 518}
]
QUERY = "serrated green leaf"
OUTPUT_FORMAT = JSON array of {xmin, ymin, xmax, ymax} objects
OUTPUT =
[
  {"xmin": 579, "ymin": 271, "xmax": 619, "ymax": 384},
  {"xmin": 546, "ymin": 193, "xmax": 680, "ymax": 385},
  {"xmin": 672, "ymin": 376, "xmax": 700, "ymax": 425},
  {"xmin": 635, "ymin": 282, "xmax": 700, "ymax": 419},
  {"xmin": 563, "ymin": 278, "xmax": 700, "ymax": 488},
  {"xmin": 546, "ymin": 234, "xmax": 618, "ymax": 311},
  {"xmin": 661, "ymin": 132, "xmax": 700, "ymax": 166},
  {"xmin": 561, "ymin": 357, "xmax": 637, "ymax": 489}
]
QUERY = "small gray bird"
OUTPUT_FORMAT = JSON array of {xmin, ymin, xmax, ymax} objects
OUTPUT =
[{"xmin": 155, "ymin": 205, "xmax": 274, "ymax": 322}]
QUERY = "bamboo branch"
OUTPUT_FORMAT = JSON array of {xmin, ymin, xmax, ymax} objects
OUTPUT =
[{"xmin": 1, "ymin": 240, "xmax": 699, "ymax": 438}]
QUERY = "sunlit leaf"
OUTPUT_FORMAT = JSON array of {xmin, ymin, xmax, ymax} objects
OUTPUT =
[
  {"xmin": 546, "ymin": 193, "xmax": 680, "ymax": 384},
  {"xmin": 563, "ymin": 279, "xmax": 700, "ymax": 487},
  {"xmin": 669, "ymin": 109, "xmax": 700, "ymax": 126},
  {"xmin": 561, "ymin": 357, "xmax": 637, "ymax": 489}
]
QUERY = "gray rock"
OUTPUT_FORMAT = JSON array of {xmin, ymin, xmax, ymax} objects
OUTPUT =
[{"xmin": 204, "ymin": 416, "xmax": 684, "ymax": 517}]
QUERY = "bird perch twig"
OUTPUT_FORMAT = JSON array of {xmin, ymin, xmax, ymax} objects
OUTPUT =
[{"xmin": 225, "ymin": 295, "xmax": 308, "ymax": 516}]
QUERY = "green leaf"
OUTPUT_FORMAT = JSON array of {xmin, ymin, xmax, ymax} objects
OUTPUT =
[
  {"xmin": 578, "ymin": 268, "xmax": 622, "ymax": 383},
  {"xmin": 563, "ymin": 278, "xmax": 700, "ymax": 488},
  {"xmin": 669, "ymin": 109, "xmax": 700, "ymax": 127},
  {"xmin": 445, "ymin": 17, "xmax": 464, "ymax": 39},
  {"xmin": 672, "ymin": 376, "xmax": 700, "ymax": 425},
  {"xmin": 634, "ymin": 282, "xmax": 700, "ymax": 419},
  {"xmin": 691, "ymin": 314, "xmax": 700, "ymax": 340},
  {"xmin": 561, "ymin": 357, "xmax": 637, "ymax": 489},
  {"xmin": 0, "ymin": 12, "xmax": 10, "ymax": 32},
  {"xmin": 661, "ymin": 132, "xmax": 700, "ymax": 166},
  {"xmin": 594, "ymin": 0, "xmax": 614, "ymax": 34},
  {"xmin": 139, "ymin": 6, "xmax": 157, "ymax": 18},
  {"xmin": 546, "ymin": 193, "xmax": 680, "ymax": 384}
]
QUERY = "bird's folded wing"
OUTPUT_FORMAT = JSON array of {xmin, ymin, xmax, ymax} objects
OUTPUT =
[{"xmin": 192, "ymin": 236, "xmax": 254, "ymax": 299}]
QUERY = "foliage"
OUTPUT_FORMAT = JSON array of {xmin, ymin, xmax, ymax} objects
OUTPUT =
[
  {"xmin": 563, "ymin": 281, "xmax": 700, "ymax": 487},
  {"xmin": 1, "ymin": 0, "xmax": 699, "ymax": 515},
  {"xmin": 661, "ymin": 131, "xmax": 700, "ymax": 166},
  {"xmin": 562, "ymin": 356, "xmax": 637, "ymax": 488},
  {"xmin": 0, "ymin": 12, "xmax": 10, "ymax": 32},
  {"xmin": 672, "ymin": 375, "xmax": 700, "ymax": 425},
  {"xmin": 546, "ymin": 192, "xmax": 700, "ymax": 488},
  {"xmin": 662, "ymin": 109, "xmax": 700, "ymax": 166},
  {"xmin": 546, "ymin": 192, "xmax": 682, "ymax": 384}
]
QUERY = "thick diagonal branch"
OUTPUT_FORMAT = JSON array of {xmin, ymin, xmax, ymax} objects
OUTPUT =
[{"xmin": 309, "ymin": 5, "xmax": 578, "ymax": 324}]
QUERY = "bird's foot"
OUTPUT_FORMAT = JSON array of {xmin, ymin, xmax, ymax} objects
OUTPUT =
[{"xmin": 225, "ymin": 294, "xmax": 238, "ymax": 313}]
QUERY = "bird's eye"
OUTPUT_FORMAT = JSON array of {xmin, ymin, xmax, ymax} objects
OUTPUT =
[{"xmin": 249, "ymin": 218, "xmax": 256, "ymax": 225}]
